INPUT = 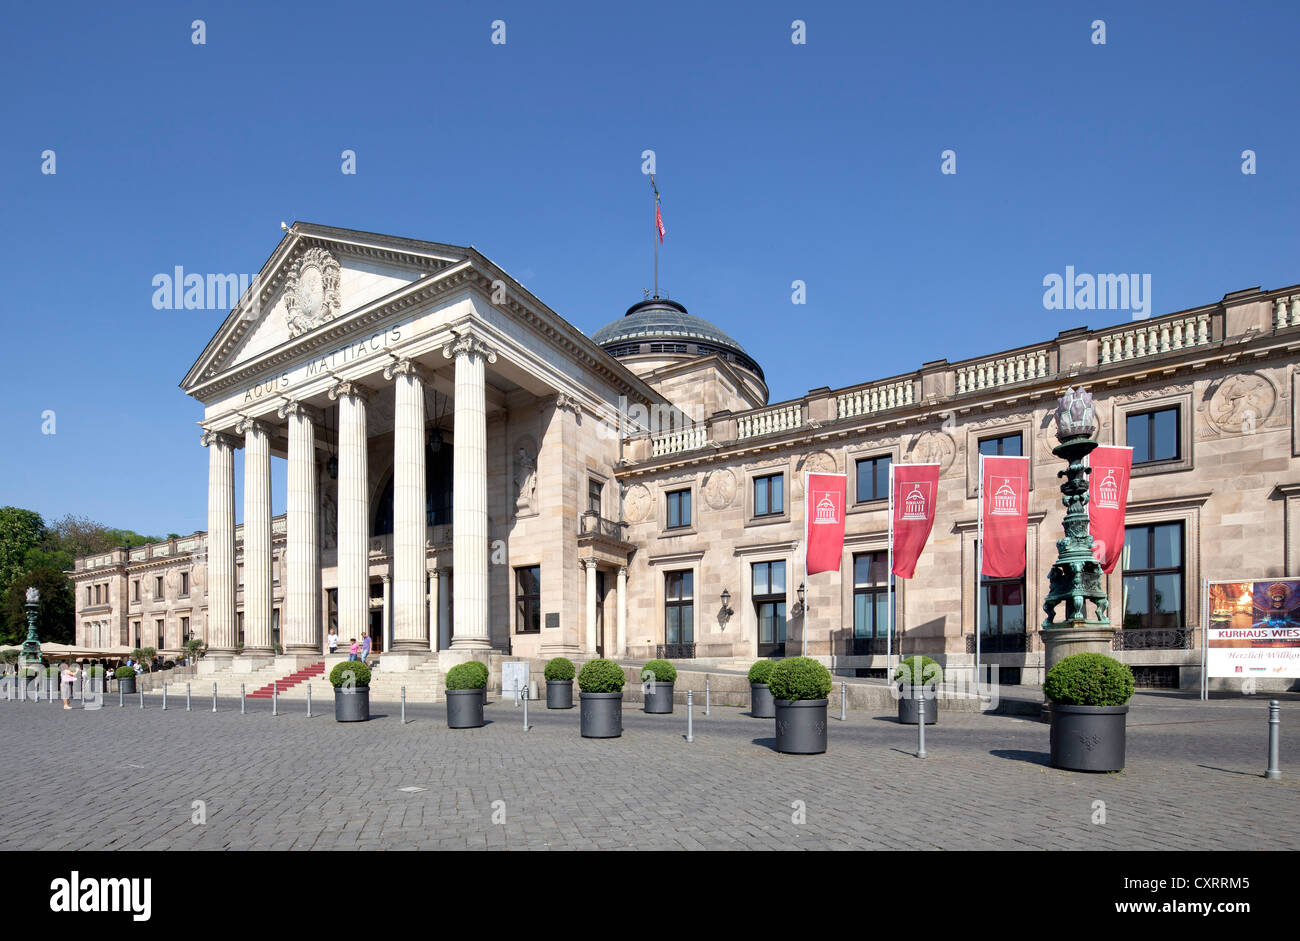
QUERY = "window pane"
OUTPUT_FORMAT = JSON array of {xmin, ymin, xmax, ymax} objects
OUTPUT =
[
  {"xmin": 1122, "ymin": 575, "xmax": 1149, "ymax": 629},
  {"xmin": 681, "ymin": 604, "xmax": 694, "ymax": 643},
  {"xmin": 771, "ymin": 476, "xmax": 784, "ymax": 513},
  {"xmin": 1153, "ymin": 408, "xmax": 1178, "ymax": 460},
  {"xmin": 666, "ymin": 607, "xmax": 680, "ymax": 644},
  {"xmin": 1124, "ymin": 527, "xmax": 1150, "ymax": 571},
  {"xmin": 755, "ymin": 478, "xmax": 768, "ymax": 515},
  {"xmin": 854, "ymin": 555, "xmax": 871, "ymax": 586},
  {"xmin": 774, "ymin": 603, "xmax": 787, "ymax": 642},
  {"xmin": 682, "ymin": 491, "xmax": 691, "ymax": 524},
  {"xmin": 853, "ymin": 592, "xmax": 869, "ymax": 637},
  {"xmin": 752, "ymin": 563, "xmax": 768, "ymax": 596},
  {"xmin": 1153, "ymin": 523, "xmax": 1181, "ymax": 568},
  {"xmin": 875, "ymin": 458, "xmax": 891, "ymax": 500},
  {"xmin": 759, "ymin": 604, "xmax": 774, "ymax": 643},
  {"xmin": 856, "ymin": 460, "xmax": 870, "ymax": 502},
  {"xmin": 771, "ymin": 561, "xmax": 786, "ymax": 594},
  {"xmin": 667, "ymin": 494, "xmax": 680, "ymax": 528},
  {"xmin": 874, "ymin": 593, "xmax": 890, "ymax": 638},
  {"xmin": 1151, "ymin": 574, "xmax": 1183, "ymax": 628},
  {"xmin": 1127, "ymin": 413, "xmax": 1150, "ymax": 464},
  {"xmin": 681, "ymin": 571, "xmax": 693, "ymax": 599}
]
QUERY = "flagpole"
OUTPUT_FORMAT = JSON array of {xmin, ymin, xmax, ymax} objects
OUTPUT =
[
  {"xmin": 802, "ymin": 470, "xmax": 808, "ymax": 658},
  {"xmin": 650, "ymin": 174, "xmax": 660, "ymax": 297},
  {"xmin": 975, "ymin": 454, "xmax": 983, "ymax": 698},
  {"xmin": 887, "ymin": 461, "xmax": 895, "ymax": 680}
]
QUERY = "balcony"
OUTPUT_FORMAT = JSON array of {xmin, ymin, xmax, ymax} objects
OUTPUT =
[
  {"xmin": 579, "ymin": 513, "xmax": 630, "ymax": 543},
  {"xmin": 1112, "ymin": 628, "xmax": 1192, "ymax": 650}
]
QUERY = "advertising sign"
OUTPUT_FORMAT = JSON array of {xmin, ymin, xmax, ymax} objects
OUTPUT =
[{"xmin": 1205, "ymin": 579, "xmax": 1300, "ymax": 679}]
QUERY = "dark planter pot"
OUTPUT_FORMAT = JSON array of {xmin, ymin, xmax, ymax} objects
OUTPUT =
[
  {"xmin": 774, "ymin": 699, "xmax": 828, "ymax": 754},
  {"xmin": 334, "ymin": 686, "xmax": 370, "ymax": 722},
  {"xmin": 546, "ymin": 680, "xmax": 574, "ymax": 709},
  {"xmin": 897, "ymin": 687, "xmax": 939, "ymax": 725},
  {"xmin": 579, "ymin": 691, "xmax": 623, "ymax": 738},
  {"xmin": 643, "ymin": 681, "xmax": 674, "ymax": 714},
  {"xmin": 750, "ymin": 683, "xmax": 775, "ymax": 718},
  {"xmin": 118, "ymin": 676, "xmax": 137, "ymax": 695},
  {"xmin": 1049, "ymin": 704, "xmax": 1128, "ymax": 772},
  {"xmin": 447, "ymin": 688, "xmax": 485, "ymax": 728}
]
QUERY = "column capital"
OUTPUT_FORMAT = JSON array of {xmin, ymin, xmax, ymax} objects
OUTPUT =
[
  {"xmin": 555, "ymin": 393, "xmax": 584, "ymax": 419},
  {"xmin": 200, "ymin": 429, "xmax": 240, "ymax": 449},
  {"xmin": 442, "ymin": 330, "xmax": 498, "ymax": 365},
  {"xmin": 328, "ymin": 379, "xmax": 371, "ymax": 403},
  {"xmin": 382, "ymin": 356, "xmax": 433, "ymax": 384},
  {"xmin": 582, "ymin": 557, "xmax": 600, "ymax": 572},
  {"xmin": 234, "ymin": 415, "xmax": 272, "ymax": 437},
  {"xmin": 277, "ymin": 398, "xmax": 323, "ymax": 423},
  {"xmin": 618, "ymin": 565, "xmax": 627, "ymax": 577}
]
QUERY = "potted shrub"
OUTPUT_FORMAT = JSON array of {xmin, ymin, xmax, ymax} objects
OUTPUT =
[
  {"xmin": 329, "ymin": 660, "xmax": 371, "ymax": 722},
  {"xmin": 544, "ymin": 657, "xmax": 576, "ymax": 709},
  {"xmin": 1044, "ymin": 652, "xmax": 1134, "ymax": 772},
  {"xmin": 578, "ymin": 658, "xmax": 625, "ymax": 738},
  {"xmin": 894, "ymin": 656, "xmax": 942, "ymax": 725},
  {"xmin": 641, "ymin": 659, "xmax": 677, "ymax": 714},
  {"xmin": 769, "ymin": 656, "xmax": 832, "ymax": 754},
  {"xmin": 445, "ymin": 662, "xmax": 486, "ymax": 729},
  {"xmin": 463, "ymin": 660, "xmax": 490, "ymax": 705},
  {"xmin": 748, "ymin": 659, "xmax": 777, "ymax": 718},
  {"xmin": 115, "ymin": 665, "xmax": 137, "ymax": 695}
]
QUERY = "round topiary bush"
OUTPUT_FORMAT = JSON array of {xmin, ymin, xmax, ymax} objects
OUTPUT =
[
  {"xmin": 641, "ymin": 659, "xmax": 677, "ymax": 684},
  {"xmin": 114, "ymin": 666, "xmax": 136, "ymax": 680},
  {"xmin": 445, "ymin": 662, "xmax": 487, "ymax": 691},
  {"xmin": 329, "ymin": 661, "xmax": 372, "ymax": 688},
  {"xmin": 748, "ymin": 659, "xmax": 776, "ymax": 684},
  {"xmin": 578, "ymin": 658, "xmax": 627, "ymax": 693},
  {"xmin": 544, "ymin": 657, "xmax": 575, "ymax": 682},
  {"xmin": 894, "ymin": 655, "xmax": 943, "ymax": 687},
  {"xmin": 1044, "ymin": 653, "xmax": 1134, "ymax": 706},
  {"xmin": 768, "ymin": 657, "xmax": 832, "ymax": 702}
]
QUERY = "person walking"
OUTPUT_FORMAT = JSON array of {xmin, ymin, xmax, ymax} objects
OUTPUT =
[
  {"xmin": 360, "ymin": 632, "xmax": 372, "ymax": 665},
  {"xmin": 348, "ymin": 638, "xmax": 358, "ymax": 662},
  {"xmin": 327, "ymin": 628, "xmax": 339, "ymax": 655},
  {"xmin": 60, "ymin": 663, "xmax": 75, "ymax": 709}
]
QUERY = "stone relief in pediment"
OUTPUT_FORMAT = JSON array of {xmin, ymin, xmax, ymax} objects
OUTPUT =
[{"xmin": 285, "ymin": 247, "xmax": 343, "ymax": 338}]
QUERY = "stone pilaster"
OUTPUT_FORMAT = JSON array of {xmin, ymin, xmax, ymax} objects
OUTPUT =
[
  {"xmin": 236, "ymin": 416, "xmax": 274, "ymax": 658},
  {"xmin": 444, "ymin": 332, "xmax": 497, "ymax": 649},
  {"xmin": 384, "ymin": 358, "xmax": 430, "ymax": 653},
  {"xmin": 616, "ymin": 565, "xmax": 628, "ymax": 659},
  {"xmin": 201, "ymin": 430, "xmax": 238, "ymax": 664},
  {"xmin": 329, "ymin": 380, "xmax": 371, "ymax": 650},
  {"xmin": 584, "ymin": 558, "xmax": 599, "ymax": 655},
  {"xmin": 278, "ymin": 400, "xmax": 321, "ymax": 655}
]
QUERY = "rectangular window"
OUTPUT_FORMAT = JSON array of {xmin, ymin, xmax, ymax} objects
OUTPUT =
[
  {"xmin": 664, "ymin": 570, "xmax": 694, "ymax": 644},
  {"xmin": 132, "ymin": 580, "xmax": 140, "ymax": 602},
  {"xmin": 1123, "ymin": 522, "xmax": 1184, "ymax": 630},
  {"xmin": 181, "ymin": 617, "xmax": 190, "ymax": 644},
  {"xmin": 753, "ymin": 561, "xmax": 787, "ymax": 656},
  {"xmin": 132, "ymin": 621, "xmax": 140, "ymax": 648},
  {"xmin": 180, "ymin": 571, "xmax": 189, "ymax": 596},
  {"xmin": 855, "ymin": 456, "xmax": 891, "ymax": 503},
  {"xmin": 515, "ymin": 566, "xmax": 541, "ymax": 634},
  {"xmin": 979, "ymin": 433, "xmax": 1023, "ymax": 457},
  {"xmin": 754, "ymin": 473, "xmax": 785, "ymax": 517},
  {"xmin": 155, "ymin": 575, "xmax": 164, "ymax": 599},
  {"xmin": 86, "ymin": 586, "xmax": 92, "ymax": 606},
  {"xmin": 852, "ymin": 552, "xmax": 892, "ymax": 638},
  {"xmin": 588, "ymin": 479, "xmax": 604, "ymax": 516},
  {"xmin": 155, "ymin": 619, "xmax": 165, "ymax": 648},
  {"xmin": 1127, "ymin": 407, "xmax": 1180, "ymax": 465},
  {"xmin": 93, "ymin": 585, "xmax": 100, "ymax": 605},
  {"xmin": 975, "ymin": 540, "xmax": 1026, "ymax": 634},
  {"xmin": 237, "ymin": 612, "xmax": 244, "ymax": 647},
  {"xmin": 666, "ymin": 489, "xmax": 692, "ymax": 529}
]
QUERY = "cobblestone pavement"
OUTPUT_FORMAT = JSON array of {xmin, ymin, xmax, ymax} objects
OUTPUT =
[{"xmin": 0, "ymin": 690, "xmax": 1296, "ymax": 850}]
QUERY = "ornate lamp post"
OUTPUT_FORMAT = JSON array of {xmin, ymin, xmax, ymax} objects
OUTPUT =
[
  {"xmin": 1041, "ymin": 387, "xmax": 1114, "ymax": 673},
  {"xmin": 19, "ymin": 587, "xmax": 43, "ymax": 669}
]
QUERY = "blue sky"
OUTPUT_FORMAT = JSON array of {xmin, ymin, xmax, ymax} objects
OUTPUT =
[{"xmin": 1, "ymin": 0, "xmax": 1297, "ymax": 537}]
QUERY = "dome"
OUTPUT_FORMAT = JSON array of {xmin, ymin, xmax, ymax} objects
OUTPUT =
[{"xmin": 591, "ymin": 298, "xmax": 764, "ymax": 381}]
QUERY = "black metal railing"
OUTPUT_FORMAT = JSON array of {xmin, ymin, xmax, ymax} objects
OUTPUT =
[
  {"xmin": 966, "ymin": 633, "xmax": 1032, "ymax": 654},
  {"xmin": 844, "ymin": 637, "xmax": 890, "ymax": 656},
  {"xmin": 579, "ymin": 513, "xmax": 629, "ymax": 540},
  {"xmin": 655, "ymin": 643, "xmax": 696, "ymax": 660},
  {"xmin": 1112, "ymin": 628, "xmax": 1191, "ymax": 650}
]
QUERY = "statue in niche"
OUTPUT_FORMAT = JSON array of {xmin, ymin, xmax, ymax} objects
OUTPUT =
[
  {"xmin": 320, "ymin": 471, "xmax": 338, "ymax": 550},
  {"xmin": 514, "ymin": 447, "xmax": 537, "ymax": 514}
]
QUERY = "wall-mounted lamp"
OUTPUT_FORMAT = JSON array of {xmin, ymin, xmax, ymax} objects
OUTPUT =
[{"xmin": 719, "ymin": 588, "xmax": 734, "ymax": 627}]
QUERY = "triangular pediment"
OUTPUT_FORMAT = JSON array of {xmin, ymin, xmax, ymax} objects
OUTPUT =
[{"xmin": 181, "ymin": 224, "xmax": 470, "ymax": 394}]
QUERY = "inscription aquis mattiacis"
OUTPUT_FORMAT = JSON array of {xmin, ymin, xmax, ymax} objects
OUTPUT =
[{"xmin": 241, "ymin": 326, "xmax": 403, "ymax": 403}]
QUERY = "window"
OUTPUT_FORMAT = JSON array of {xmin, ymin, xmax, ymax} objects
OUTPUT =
[
  {"xmin": 132, "ymin": 580, "xmax": 140, "ymax": 603},
  {"xmin": 588, "ymin": 479, "xmax": 604, "ymax": 516},
  {"xmin": 237, "ymin": 612, "xmax": 244, "ymax": 647},
  {"xmin": 132, "ymin": 621, "xmax": 140, "ymax": 648},
  {"xmin": 155, "ymin": 619, "xmax": 165, "ymax": 648},
  {"xmin": 754, "ymin": 473, "xmax": 784, "ymax": 517},
  {"xmin": 753, "ymin": 561, "xmax": 787, "ymax": 656},
  {"xmin": 93, "ymin": 585, "xmax": 100, "ymax": 605},
  {"xmin": 979, "ymin": 433, "xmax": 1023, "ymax": 457},
  {"xmin": 1123, "ymin": 522, "xmax": 1184, "ymax": 630},
  {"xmin": 852, "ymin": 552, "xmax": 892, "ymax": 638},
  {"xmin": 180, "ymin": 571, "xmax": 189, "ymax": 596},
  {"xmin": 664, "ymin": 571, "xmax": 694, "ymax": 645},
  {"xmin": 154, "ymin": 575, "xmax": 164, "ymax": 599},
  {"xmin": 855, "ymin": 456, "xmax": 891, "ymax": 503},
  {"xmin": 666, "ymin": 489, "xmax": 692, "ymax": 529},
  {"xmin": 86, "ymin": 586, "xmax": 92, "ymax": 606},
  {"xmin": 1127, "ymin": 407, "xmax": 1180, "ymax": 465},
  {"xmin": 974, "ymin": 540, "xmax": 1026, "ymax": 634},
  {"xmin": 181, "ymin": 617, "xmax": 190, "ymax": 644},
  {"xmin": 515, "ymin": 566, "xmax": 541, "ymax": 634}
]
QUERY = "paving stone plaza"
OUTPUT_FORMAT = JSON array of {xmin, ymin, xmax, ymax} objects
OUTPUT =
[{"xmin": 2, "ymin": 689, "xmax": 1295, "ymax": 851}]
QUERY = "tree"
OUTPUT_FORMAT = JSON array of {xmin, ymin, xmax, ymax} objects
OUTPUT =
[
  {"xmin": 2, "ymin": 565, "xmax": 75, "ymax": 646},
  {"xmin": 0, "ymin": 507, "xmax": 46, "ymax": 602}
]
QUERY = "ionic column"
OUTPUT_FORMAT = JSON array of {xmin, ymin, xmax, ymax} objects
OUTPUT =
[
  {"xmin": 383, "ymin": 357, "xmax": 430, "ymax": 652},
  {"xmin": 236, "ymin": 416, "xmax": 274, "ymax": 655},
  {"xmin": 616, "ymin": 565, "xmax": 627, "ymax": 659},
  {"xmin": 201, "ymin": 430, "xmax": 239, "ymax": 659},
  {"xmin": 428, "ymin": 567, "xmax": 438, "ymax": 652},
  {"xmin": 328, "ymin": 380, "xmax": 371, "ymax": 649},
  {"xmin": 382, "ymin": 573, "xmax": 392, "ymax": 651},
  {"xmin": 278, "ymin": 400, "xmax": 321, "ymax": 655},
  {"xmin": 584, "ymin": 558, "xmax": 599, "ymax": 655},
  {"xmin": 443, "ymin": 332, "xmax": 497, "ymax": 649}
]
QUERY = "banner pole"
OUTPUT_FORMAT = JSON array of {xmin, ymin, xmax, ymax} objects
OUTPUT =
[
  {"xmin": 976, "ymin": 454, "xmax": 983, "ymax": 698},
  {"xmin": 1201, "ymin": 578, "xmax": 1209, "ymax": 701},
  {"xmin": 887, "ymin": 461, "xmax": 895, "ymax": 680},
  {"xmin": 802, "ymin": 470, "xmax": 809, "ymax": 658}
]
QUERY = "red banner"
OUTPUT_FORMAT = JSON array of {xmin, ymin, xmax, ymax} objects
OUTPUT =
[
  {"xmin": 1088, "ymin": 445, "xmax": 1132, "ymax": 574},
  {"xmin": 805, "ymin": 472, "xmax": 846, "ymax": 575},
  {"xmin": 980, "ymin": 455, "xmax": 1030, "ymax": 578},
  {"xmin": 891, "ymin": 463, "xmax": 941, "ymax": 578}
]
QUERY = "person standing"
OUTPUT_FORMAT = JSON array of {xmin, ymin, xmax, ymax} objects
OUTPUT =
[
  {"xmin": 60, "ymin": 663, "xmax": 75, "ymax": 709},
  {"xmin": 348, "ymin": 638, "xmax": 358, "ymax": 662},
  {"xmin": 327, "ymin": 628, "xmax": 339, "ymax": 655}
]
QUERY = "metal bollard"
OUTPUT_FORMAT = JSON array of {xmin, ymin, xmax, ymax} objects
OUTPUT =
[
  {"xmin": 186, "ymin": 682, "xmax": 191, "ymax": 711},
  {"xmin": 241, "ymin": 684, "xmax": 246, "ymax": 715},
  {"xmin": 686, "ymin": 689, "xmax": 694, "ymax": 743},
  {"xmin": 916, "ymin": 687, "xmax": 927, "ymax": 759},
  {"xmin": 118, "ymin": 686, "xmax": 123, "ymax": 708},
  {"xmin": 49, "ymin": 678, "xmax": 54, "ymax": 703},
  {"xmin": 162, "ymin": 685, "xmax": 167, "ymax": 711},
  {"xmin": 138, "ymin": 689, "xmax": 144, "ymax": 709},
  {"xmin": 272, "ymin": 681, "xmax": 278, "ymax": 717},
  {"xmin": 401, "ymin": 686, "xmax": 406, "ymax": 725},
  {"xmin": 841, "ymin": 681, "xmax": 847, "ymax": 721},
  {"xmin": 306, "ymin": 682, "xmax": 311, "ymax": 718},
  {"xmin": 1267, "ymin": 700, "xmax": 1281, "ymax": 780},
  {"xmin": 705, "ymin": 676, "xmax": 710, "ymax": 716},
  {"xmin": 523, "ymin": 688, "xmax": 529, "ymax": 731},
  {"xmin": 212, "ymin": 682, "xmax": 217, "ymax": 713}
]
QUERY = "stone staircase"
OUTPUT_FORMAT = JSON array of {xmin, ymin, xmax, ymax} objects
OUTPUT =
[{"xmin": 248, "ymin": 661, "xmax": 325, "ymax": 699}]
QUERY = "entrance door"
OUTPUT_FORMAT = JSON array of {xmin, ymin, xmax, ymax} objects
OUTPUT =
[{"xmin": 753, "ymin": 560, "xmax": 787, "ymax": 658}]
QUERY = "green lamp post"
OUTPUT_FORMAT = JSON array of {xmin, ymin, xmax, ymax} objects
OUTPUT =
[
  {"xmin": 1040, "ymin": 387, "xmax": 1115, "ymax": 676},
  {"xmin": 19, "ymin": 586, "xmax": 43, "ymax": 670}
]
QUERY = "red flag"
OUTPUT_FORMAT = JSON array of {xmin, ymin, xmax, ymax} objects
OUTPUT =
[
  {"xmin": 805, "ymin": 472, "xmax": 846, "ymax": 575},
  {"xmin": 980, "ymin": 455, "xmax": 1030, "ymax": 578},
  {"xmin": 655, "ymin": 202, "xmax": 666, "ymax": 243},
  {"xmin": 891, "ymin": 463, "xmax": 941, "ymax": 578},
  {"xmin": 1088, "ymin": 446, "xmax": 1132, "ymax": 574}
]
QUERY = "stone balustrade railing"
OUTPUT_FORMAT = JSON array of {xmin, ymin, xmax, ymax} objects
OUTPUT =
[
  {"xmin": 737, "ymin": 402, "xmax": 803, "ymax": 440},
  {"xmin": 1099, "ymin": 313, "xmax": 1212, "ymax": 364},
  {"xmin": 836, "ymin": 377, "xmax": 916, "ymax": 420},
  {"xmin": 651, "ymin": 424, "xmax": 709, "ymax": 457},
  {"xmin": 1274, "ymin": 295, "xmax": 1300, "ymax": 329},
  {"xmin": 955, "ymin": 349, "xmax": 1050, "ymax": 394}
]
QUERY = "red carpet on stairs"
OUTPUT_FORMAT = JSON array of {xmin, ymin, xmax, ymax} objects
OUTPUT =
[{"xmin": 247, "ymin": 661, "xmax": 325, "ymax": 698}]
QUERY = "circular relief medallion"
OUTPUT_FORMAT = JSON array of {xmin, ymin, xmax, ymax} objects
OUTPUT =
[
  {"xmin": 702, "ymin": 468, "xmax": 737, "ymax": 510},
  {"xmin": 799, "ymin": 451, "xmax": 839, "ymax": 475},
  {"xmin": 622, "ymin": 484, "xmax": 652, "ymax": 523},
  {"xmin": 908, "ymin": 430, "xmax": 955, "ymax": 474},
  {"xmin": 1208, "ymin": 373, "xmax": 1275, "ymax": 435}
]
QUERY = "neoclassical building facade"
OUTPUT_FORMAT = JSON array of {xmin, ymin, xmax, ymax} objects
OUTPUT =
[{"xmin": 70, "ymin": 223, "xmax": 1300, "ymax": 688}]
